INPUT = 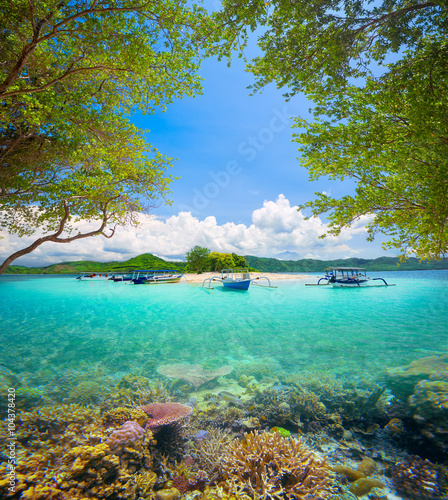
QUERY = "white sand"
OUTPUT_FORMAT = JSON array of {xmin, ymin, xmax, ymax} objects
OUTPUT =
[{"xmin": 183, "ymin": 272, "xmax": 309, "ymax": 283}]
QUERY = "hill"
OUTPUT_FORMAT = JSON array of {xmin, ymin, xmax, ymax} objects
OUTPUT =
[
  {"xmin": 244, "ymin": 255, "xmax": 448, "ymax": 272},
  {"xmin": 5, "ymin": 253, "xmax": 187, "ymax": 274},
  {"xmin": 4, "ymin": 254, "xmax": 447, "ymax": 275}
]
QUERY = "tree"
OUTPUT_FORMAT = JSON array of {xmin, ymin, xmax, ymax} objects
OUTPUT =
[
  {"xmin": 208, "ymin": 251, "xmax": 236, "ymax": 271},
  {"xmin": 295, "ymin": 41, "xmax": 448, "ymax": 260},
  {"xmin": 232, "ymin": 252, "xmax": 247, "ymax": 267},
  {"xmin": 0, "ymin": 0, "xmax": 224, "ymax": 273},
  {"xmin": 186, "ymin": 246, "xmax": 210, "ymax": 273},
  {"xmin": 216, "ymin": 0, "xmax": 448, "ymax": 259}
]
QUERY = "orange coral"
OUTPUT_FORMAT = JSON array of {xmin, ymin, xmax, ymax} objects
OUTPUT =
[{"xmin": 221, "ymin": 430, "xmax": 335, "ymax": 499}]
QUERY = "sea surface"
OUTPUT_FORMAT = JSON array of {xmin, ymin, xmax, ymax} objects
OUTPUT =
[{"xmin": 1, "ymin": 270, "xmax": 446, "ymax": 381}]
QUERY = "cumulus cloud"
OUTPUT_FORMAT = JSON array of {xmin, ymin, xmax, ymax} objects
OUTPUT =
[{"xmin": 0, "ymin": 195, "xmax": 374, "ymax": 267}]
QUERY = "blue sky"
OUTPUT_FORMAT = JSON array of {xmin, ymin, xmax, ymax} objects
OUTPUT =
[{"xmin": 0, "ymin": 23, "xmax": 398, "ymax": 266}]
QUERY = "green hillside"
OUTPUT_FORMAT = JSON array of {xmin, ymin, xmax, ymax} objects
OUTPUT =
[
  {"xmin": 244, "ymin": 255, "xmax": 448, "ymax": 272},
  {"xmin": 5, "ymin": 253, "xmax": 187, "ymax": 274},
  {"xmin": 4, "ymin": 253, "xmax": 447, "ymax": 275}
]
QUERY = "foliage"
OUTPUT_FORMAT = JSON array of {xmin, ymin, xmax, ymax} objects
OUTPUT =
[
  {"xmin": 5, "ymin": 252, "xmax": 186, "ymax": 274},
  {"xmin": 5, "ymin": 253, "xmax": 448, "ymax": 274},
  {"xmin": 0, "ymin": 0, "xmax": 225, "ymax": 273},
  {"xmin": 216, "ymin": 0, "xmax": 448, "ymax": 260},
  {"xmin": 208, "ymin": 251, "xmax": 247, "ymax": 271},
  {"xmin": 216, "ymin": 0, "xmax": 447, "ymax": 95},
  {"xmin": 186, "ymin": 245, "xmax": 210, "ymax": 273},
  {"xmin": 295, "ymin": 41, "xmax": 448, "ymax": 260},
  {"xmin": 244, "ymin": 255, "xmax": 448, "ymax": 272}
]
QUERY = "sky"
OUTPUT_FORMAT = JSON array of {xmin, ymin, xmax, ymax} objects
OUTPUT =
[{"xmin": 0, "ymin": 18, "xmax": 398, "ymax": 267}]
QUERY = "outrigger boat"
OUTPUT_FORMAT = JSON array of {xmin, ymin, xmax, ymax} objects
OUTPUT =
[
  {"xmin": 306, "ymin": 267, "xmax": 394, "ymax": 287},
  {"xmin": 201, "ymin": 269, "xmax": 276, "ymax": 291},
  {"xmin": 130, "ymin": 269, "xmax": 184, "ymax": 285}
]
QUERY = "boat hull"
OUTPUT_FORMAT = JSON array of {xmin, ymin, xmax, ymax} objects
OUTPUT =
[
  {"xmin": 133, "ymin": 276, "xmax": 182, "ymax": 285},
  {"xmin": 222, "ymin": 279, "xmax": 251, "ymax": 291},
  {"xmin": 332, "ymin": 279, "xmax": 370, "ymax": 287},
  {"xmin": 76, "ymin": 274, "xmax": 111, "ymax": 280}
]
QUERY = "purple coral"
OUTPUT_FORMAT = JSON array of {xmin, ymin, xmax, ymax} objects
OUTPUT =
[{"xmin": 106, "ymin": 420, "xmax": 145, "ymax": 448}]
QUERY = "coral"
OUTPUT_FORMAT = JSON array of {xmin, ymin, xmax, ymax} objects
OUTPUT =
[
  {"xmin": 155, "ymin": 487, "xmax": 181, "ymax": 500},
  {"xmin": 384, "ymin": 418, "xmax": 404, "ymax": 435},
  {"xmin": 171, "ymin": 461, "xmax": 209, "ymax": 494},
  {"xmin": 141, "ymin": 402, "xmax": 193, "ymax": 430},
  {"xmin": 132, "ymin": 470, "xmax": 157, "ymax": 497},
  {"xmin": 68, "ymin": 380, "xmax": 103, "ymax": 404},
  {"xmin": 157, "ymin": 364, "xmax": 234, "ymax": 390},
  {"xmin": 106, "ymin": 420, "xmax": 146, "ymax": 448},
  {"xmin": 0, "ymin": 402, "xmax": 156, "ymax": 500},
  {"xmin": 190, "ymin": 428, "xmax": 232, "ymax": 478},
  {"xmin": 388, "ymin": 455, "xmax": 448, "ymax": 499},
  {"xmin": 385, "ymin": 355, "xmax": 448, "ymax": 401},
  {"xmin": 349, "ymin": 478, "xmax": 385, "ymax": 496},
  {"xmin": 15, "ymin": 386, "xmax": 48, "ymax": 410},
  {"xmin": 102, "ymin": 406, "xmax": 148, "ymax": 427},
  {"xmin": 332, "ymin": 466, "xmax": 365, "ymax": 482},
  {"xmin": 356, "ymin": 458, "xmax": 376, "ymax": 476},
  {"xmin": 109, "ymin": 375, "xmax": 174, "ymax": 407},
  {"xmin": 408, "ymin": 379, "xmax": 448, "ymax": 451},
  {"xmin": 221, "ymin": 430, "xmax": 335, "ymax": 499}
]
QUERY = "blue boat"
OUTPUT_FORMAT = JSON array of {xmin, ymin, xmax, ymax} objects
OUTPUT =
[
  {"xmin": 201, "ymin": 269, "xmax": 276, "ymax": 291},
  {"xmin": 307, "ymin": 267, "xmax": 394, "ymax": 287}
]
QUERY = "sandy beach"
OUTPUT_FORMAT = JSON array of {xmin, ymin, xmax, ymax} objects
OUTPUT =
[{"xmin": 183, "ymin": 271, "xmax": 309, "ymax": 283}]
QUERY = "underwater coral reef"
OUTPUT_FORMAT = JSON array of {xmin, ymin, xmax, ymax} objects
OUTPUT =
[{"xmin": 1, "ymin": 356, "xmax": 448, "ymax": 499}]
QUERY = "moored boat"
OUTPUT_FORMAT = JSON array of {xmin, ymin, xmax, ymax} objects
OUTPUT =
[
  {"xmin": 75, "ymin": 272, "xmax": 112, "ymax": 280},
  {"xmin": 130, "ymin": 269, "xmax": 184, "ymax": 285},
  {"xmin": 306, "ymin": 267, "xmax": 394, "ymax": 287},
  {"xmin": 201, "ymin": 269, "xmax": 276, "ymax": 291}
]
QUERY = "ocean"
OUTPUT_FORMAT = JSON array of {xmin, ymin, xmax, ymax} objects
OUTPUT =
[
  {"xmin": 1, "ymin": 271, "xmax": 446, "ymax": 377},
  {"xmin": 0, "ymin": 270, "xmax": 447, "ymax": 499}
]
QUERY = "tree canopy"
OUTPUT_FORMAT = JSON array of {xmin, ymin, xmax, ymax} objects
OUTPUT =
[
  {"xmin": 217, "ymin": 0, "xmax": 448, "ymax": 259},
  {"xmin": 186, "ymin": 245, "xmax": 210, "ymax": 273},
  {"xmin": 185, "ymin": 246, "xmax": 248, "ymax": 272},
  {"xmin": 0, "ymin": 0, "xmax": 223, "ymax": 273}
]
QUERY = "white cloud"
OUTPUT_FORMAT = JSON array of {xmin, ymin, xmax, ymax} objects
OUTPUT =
[{"xmin": 0, "ymin": 195, "xmax": 375, "ymax": 267}]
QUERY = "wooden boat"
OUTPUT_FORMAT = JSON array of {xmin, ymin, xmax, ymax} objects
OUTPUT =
[
  {"xmin": 201, "ymin": 269, "xmax": 276, "ymax": 291},
  {"xmin": 306, "ymin": 267, "xmax": 394, "ymax": 287},
  {"xmin": 130, "ymin": 269, "xmax": 184, "ymax": 285},
  {"xmin": 108, "ymin": 272, "xmax": 133, "ymax": 282}
]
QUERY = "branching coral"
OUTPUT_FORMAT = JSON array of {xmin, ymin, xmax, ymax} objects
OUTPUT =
[
  {"xmin": 221, "ymin": 430, "xmax": 335, "ymax": 500},
  {"xmin": 0, "ymin": 403, "xmax": 156, "ymax": 499},
  {"xmin": 190, "ymin": 428, "xmax": 232, "ymax": 479},
  {"xmin": 388, "ymin": 455, "xmax": 448, "ymax": 499}
]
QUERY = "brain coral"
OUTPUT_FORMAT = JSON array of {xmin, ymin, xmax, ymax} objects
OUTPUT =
[
  {"xmin": 106, "ymin": 420, "xmax": 146, "ymax": 448},
  {"xmin": 221, "ymin": 430, "xmax": 335, "ymax": 500}
]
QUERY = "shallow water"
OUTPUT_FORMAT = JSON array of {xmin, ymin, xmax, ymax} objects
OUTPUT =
[{"xmin": 1, "ymin": 270, "xmax": 446, "ymax": 380}]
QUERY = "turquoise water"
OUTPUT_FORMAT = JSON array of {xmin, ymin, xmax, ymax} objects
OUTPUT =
[{"xmin": 1, "ymin": 271, "xmax": 446, "ymax": 381}]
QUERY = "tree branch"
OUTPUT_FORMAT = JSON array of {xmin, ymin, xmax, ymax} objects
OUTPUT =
[{"xmin": 0, "ymin": 198, "xmax": 117, "ymax": 274}]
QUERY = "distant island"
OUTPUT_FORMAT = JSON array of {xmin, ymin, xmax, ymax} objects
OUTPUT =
[{"xmin": 4, "ymin": 253, "xmax": 448, "ymax": 274}]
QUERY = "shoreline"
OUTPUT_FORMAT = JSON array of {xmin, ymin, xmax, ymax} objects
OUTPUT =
[{"xmin": 183, "ymin": 271, "xmax": 310, "ymax": 283}]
